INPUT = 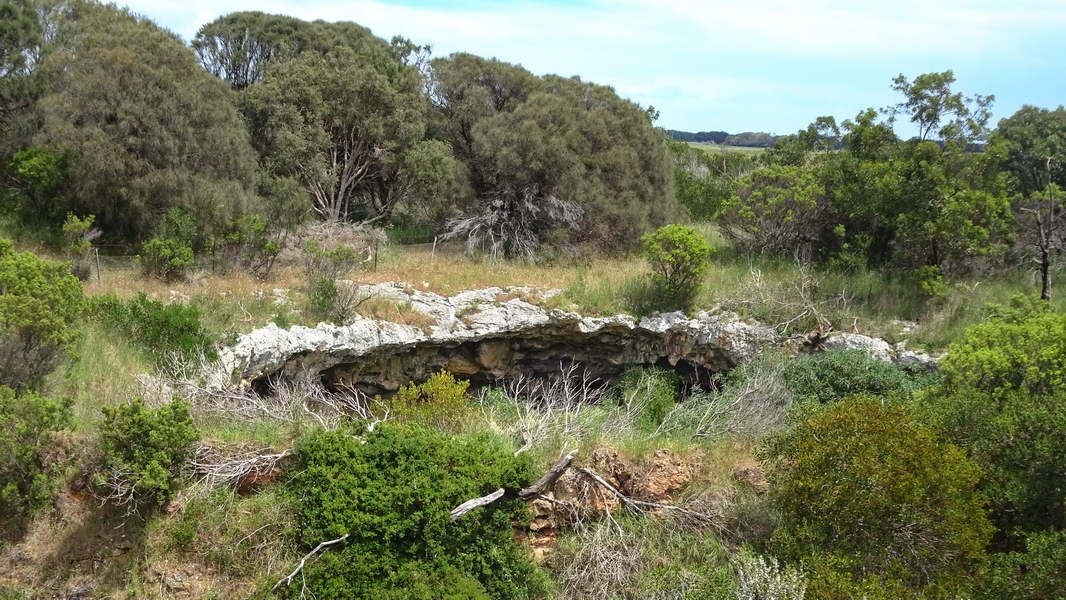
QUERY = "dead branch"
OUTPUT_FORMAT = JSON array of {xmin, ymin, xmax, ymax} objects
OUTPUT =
[
  {"xmin": 450, "ymin": 449, "xmax": 578, "ymax": 520},
  {"xmin": 188, "ymin": 444, "xmax": 293, "ymax": 493},
  {"xmin": 577, "ymin": 467, "xmax": 718, "ymax": 524},
  {"xmin": 449, "ymin": 488, "xmax": 506, "ymax": 521},
  {"xmin": 518, "ymin": 449, "xmax": 577, "ymax": 500},
  {"xmin": 273, "ymin": 533, "xmax": 350, "ymax": 591}
]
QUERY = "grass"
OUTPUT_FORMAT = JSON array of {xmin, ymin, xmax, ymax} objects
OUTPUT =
[{"xmin": 686, "ymin": 142, "xmax": 768, "ymax": 156}]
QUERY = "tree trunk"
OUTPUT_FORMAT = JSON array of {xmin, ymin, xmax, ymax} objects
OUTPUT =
[{"xmin": 1041, "ymin": 247, "xmax": 1052, "ymax": 302}]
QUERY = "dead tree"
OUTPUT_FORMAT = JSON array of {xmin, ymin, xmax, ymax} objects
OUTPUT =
[{"xmin": 1017, "ymin": 159, "xmax": 1064, "ymax": 301}]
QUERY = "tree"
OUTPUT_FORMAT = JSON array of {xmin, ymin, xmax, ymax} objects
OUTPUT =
[
  {"xmin": 440, "ymin": 69, "xmax": 675, "ymax": 256},
  {"xmin": 889, "ymin": 70, "xmax": 994, "ymax": 143},
  {"xmin": 762, "ymin": 396, "xmax": 991, "ymax": 595},
  {"xmin": 991, "ymin": 105, "xmax": 1066, "ymax": 300},
  {"xmin": 243, "ymin": 45, "xmax": 427, "ymax": 223},
  {"xmin": 32, "ymin": 3, "xmax": 260, "ymax": 240},
  {"xmin": 0, "ymin": 239, "xmax": 83, "ymax": 391},
  {"xmin": 0, "ymin": 0, "xmax": 40, "ymax": 117},
  {"xmin": 718, "ymin": 164, "xmax": 827, "ymax": 258}
]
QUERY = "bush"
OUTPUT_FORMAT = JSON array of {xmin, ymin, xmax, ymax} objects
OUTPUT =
[
  {"xmin": 784, "ymin": 349, "xmax": 937, "ymax": 405},
  {"xmin": 761, "ymin": 396, "xmax": 991, "ymax": 594},
  {"xmin": 981, "ymin": 529, "xmax": 1066, "ymax": 600},
  {"xmin": 0, "ymin": 386, "xmax": 70, "ymax": 535},
  {"xmin": 613, "ymin": 366, "xmax": 679, "ymax": 433},
  {"xmin": 0, "ymin": 239, "xmax": 84, "ymax": 391},
  {"xmin": 919, "ymin": 310, "xmax": 1066, "ymax": 539},
  {"xmin": 96, "ymin": 399, "xmax": 198, "ymax": 510},
  {"xmin": 304, "ymin": 240, "xmax": 362, "ymax": 323},
  {"xmin": 733, "ymin": 551, "xmax": 807, "ymax": 600},
  {"xmin": 391, "ymin": 370, "xmax": 472, "ymax": 430},
  {"xmin": 61, "ymin": 213, "xmax": 99, "ymax": 281},
  {"xmin": 639, "ymin": 224, "xmax": 713, "ymax": 312},
  {"xmin": 90, "ymin": 293, "xmax": 216, "ymax": 368},
  {"xmin": 286, "ymin": 424, "xmax": 549, "ymax": 599},
  {"xmin": 209, "ymin": 214, "xmax": 283, "ymax": 280},
  {"xmin": 139, "ymin": 237, "xmax": 194, "ymax": 281}
]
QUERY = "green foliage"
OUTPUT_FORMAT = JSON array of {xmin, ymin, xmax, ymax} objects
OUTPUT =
[
  {"xmin": 981, "ymin": 529, "xmax": 1066, "ymax": 600},
  {"xmin": 97, "ymin": 399, "xmax": 198, "ymax": 510},
  {"xmin": 613, "ymin": 367, "xmax": 679, "ymax": 433},
  {"xmin": 639, "ymin": 224, "xmax": 713, "ymax": 312},
  {"xmin": 430, "ymin": 54, "xmax": 676, "ymax": 255},
  {"xmin": 138, "ymin": 237, "xmax": 194, "ymax": 281},
  {"xmin": 286, "ymin": 424, "xmax": 549, "ymax": 599},
  {"xmin": 718, "ymin": 164, "xmax": 826, "ymax": 258},
  {"xmin": 784, "ymin": 349, "xmax": 937, "ymax": 405},
  {"xmin": 6, "ymin": 147, "xmax": 66, "ymax": 225},
  {"xmin": 304, "ymin": 241, "xmax": 362, "ymax": 322},
  {"xmin": 89, "ymin": 293, "xmax": 217, "ymax": 367},
  {"xmin": 35, "ymin": 3, "xmax": 259, "ymax": 240},
  {"xmin": 989, "ymin": 104, "xmax": 1066, "ymax": 197},
  {"xmin": 920, "ymin": 310, "xmax": 1066, "ymax": 538},
  {"xmin": 0, "ymin": 386, "xmax": 70, "ymax": 535},
  {"xmin": 0, "ymin": 239, "xmax": 84, "ymax": 391},
  {"xmin": 889, "ymin": 70, "xmax": 994, "ymax": 143},
  {"xmin": 209, "ymin": 213, "xmax": 283, "ymax": 279},
  {"xmin": 392, "ymin": 371, "xmax": 472, "ymax": 430},
  {"xmin": 762, "ymin": 396, "xmax": 991, "ymax": 594}
]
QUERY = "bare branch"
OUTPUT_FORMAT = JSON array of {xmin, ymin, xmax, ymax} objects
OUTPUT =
[
  {"xmin": 273, "ymin": 534, "xmax": 351, "ymax": 591},
  {"xmin": 449, "ymin": 488, "xmax": 506, "ymax": 521}
]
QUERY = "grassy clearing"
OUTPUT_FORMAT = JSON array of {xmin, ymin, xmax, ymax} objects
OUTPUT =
[{"xmin": 686, "ymin": 142, "xmax": 768, "ymax": 156}]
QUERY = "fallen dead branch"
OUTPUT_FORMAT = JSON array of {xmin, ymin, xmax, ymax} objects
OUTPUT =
[
  {"xmin": 188, "ymin": 444, "xmax": 293, "ymax": 493},
  {"xmin": 273, "ymin": 533, "xmax": 351, "ymax": 591},
  {"xmin": 577, "ymin": 467, "xmax": 719, "ymax": 525},
  {"xmin": 449, "ymin": 450, "xmax": 578, "ymax": 521}
]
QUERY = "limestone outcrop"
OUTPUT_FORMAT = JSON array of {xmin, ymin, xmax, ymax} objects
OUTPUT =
[{"xmin": 209, "ymin": 282, "xmax": 936, "ymax": 393}]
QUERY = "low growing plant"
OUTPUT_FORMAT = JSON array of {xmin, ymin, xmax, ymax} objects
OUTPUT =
[
  {"xmin": 139, "ymin": 237, "xmax": 194, "ymax": 281},
  {"xmin": 96, "ymin": 399, "xmax": 198, "ymax": 511}
]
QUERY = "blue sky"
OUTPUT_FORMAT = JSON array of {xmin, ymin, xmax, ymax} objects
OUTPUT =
[{"xmin": 120, "ymin": 0, "xmax": 1066, "ymax": 135}]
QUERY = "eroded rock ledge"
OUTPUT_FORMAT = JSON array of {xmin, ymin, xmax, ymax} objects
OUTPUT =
[{"xmin": 210, "ymin": 283, "xmax": 936, "ymax": 393}]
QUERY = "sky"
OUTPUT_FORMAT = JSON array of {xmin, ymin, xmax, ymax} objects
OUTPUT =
[{"xmin": 119, "ymin": 0, "xmax": 1066, "ymax": 135}]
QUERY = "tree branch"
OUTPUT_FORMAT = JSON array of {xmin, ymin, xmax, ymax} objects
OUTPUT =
[{"xmin": 273, "ymin": 533, "xmax": 351, "ymax": 591}]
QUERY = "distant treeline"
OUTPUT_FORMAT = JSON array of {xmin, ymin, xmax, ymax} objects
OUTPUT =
[{"xmin": 666, "ymin": 129, "xmax": 778, "ymax": 147}]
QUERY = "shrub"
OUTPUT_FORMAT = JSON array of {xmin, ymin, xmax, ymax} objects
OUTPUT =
[
  {"xmin": 981, "ymin": 529, "xmax": 1066, "ymax": 600},
  {"xmin": 733, "ymin": 551, "xmax": 807, "ymax": 600},
  {"xmin": 0, "ymin": 239, "xmax": 84, "ymax": 391},
  {"xmin": 761, "ymin": 396, "xmax": 991, "ymax": 594},
  {"xmin": 919, "ymin": 310, "xmax": 1066, "ymax": 539},
  {"xmin": 286, "ymin": 424, "xmax": 549, "ymax": 599},
  {"xmin": 90, "ymin": 293, "xmax": 216, "ymax": 367},
  {"xmin": 783, "ymin": 349, "xmax": 937, "ymax": 405},
  {"xmin": 639, "ymin": 224, "xmax": 713, "ymax": 312},
  {"xmin": 61, "ymin": 213, "xmax": 100, "ymax": 281},
  {"xmin": 139, "ymin": 237, "xmax": 194, "ymax": 281},
  {"xmin": 209, "ymin": 214, "xmax": 283, "ymax": 280},
  {"xmin": 304, "ymin": 240, "xmax": 362, "ymax": 323},
  {"xmin": 391, "ymin": 370, "xmax": 472, "ymax": 430},
  {"xmin": 613, "ymin": 366, "xmax": 679, "ymax": 433},
  {"xmin": 0, "ymin": 386, "xmax": 70, "ymax": 535},
  {"xmin": 96, "ymin": 399, "xmax": 198, "ymax": 510}
]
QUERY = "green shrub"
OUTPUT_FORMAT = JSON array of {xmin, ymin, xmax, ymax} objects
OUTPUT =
[
  {"xmin": 761, "ymin": 396, "xmax": 991, "ymax": 594},
  {"xmin": 97, "ymin": 399, "xmax": 198, "ymax": 510},
  {"xmin": 209, "ymin": 214, "xmax": 283, "ymax": 280},
  {"xmin": 304, "ymin": 241, "xmax": 361, "ymax": 323},
  {"xmin": 981, "ymin": 529, "xmax": 1066, "ymax": 600},
  {"xmin": 0, "ymin": 239, "xmax": 84, "ymax": 391},
  {"xmin": 639, "ymin": 224, "xmax": 713, "ymax": 312},
  {"xmin": 61, "ymin": 213, "xmax": 99, "ymax": 281},
  {"xmin": 784, "ymin": 349, "xmax": 937, "ymax": 405},
  {"xmin": 90, "ymin": 293, "xmax": 216, "ymax": 367},
  {"xmin": 919, "ymin": 310, "xmax": 1066, "ymax": 539},
  {"xmin": 613, "ymin": 367, "xmax": 679, "ymax": 432},
  {"xmin": 391, "ymin": 370, "xmax": 472, "ymax": 430},
  {"xmin": 139, "ymin": 237, "xmax": 194, "ymax": 281},
  {"xmin": 286, "ymin": 424, "xmax": 549, "ymax": 600},
  {"xmin": 0, "ymin": 386, "xmax": 70, "ymax": 535}
]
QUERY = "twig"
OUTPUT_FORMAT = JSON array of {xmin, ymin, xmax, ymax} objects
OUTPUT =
[
  {"xmin": 273, "ymin": 533, "xmax": 350, "ymax": 591},
  {"xmin": 577, "ymin": 467, "xmax": 717, "ymax": 523}
]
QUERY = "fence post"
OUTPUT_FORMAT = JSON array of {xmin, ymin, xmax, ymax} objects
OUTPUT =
[{"xmin": 94, "ymin": 248, "xmax": 102, "ymax": 283}]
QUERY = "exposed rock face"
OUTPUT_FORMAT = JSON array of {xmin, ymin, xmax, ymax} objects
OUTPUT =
[
  {"xmin": 211, "ymin": 283, "xmax": 781, "ymax": 393},
  {"xmin": 209, "ymin": 283, "xmax": 936, "ymax": 393}
]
